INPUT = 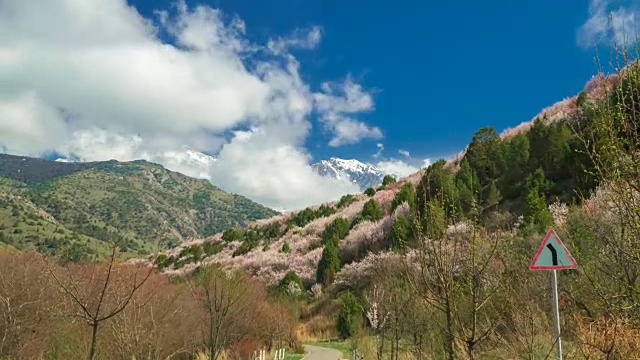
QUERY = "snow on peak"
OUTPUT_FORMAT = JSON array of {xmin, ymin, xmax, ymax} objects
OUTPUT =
[{"xmin": 311, "ymin": 157, "xmax": 393, "ymax": 190}]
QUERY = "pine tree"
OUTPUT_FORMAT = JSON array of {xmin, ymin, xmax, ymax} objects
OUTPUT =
[
  {"xmin": 483, "ymin": 179, "xmax": 502, "ymax": 209},
  {"xmin": 425, "ymin": 200, "xmax": 446, "ymax": 240},
  {"xmin": 361, "ymin": 199, "xmax": 383, "ymax": 222},
  {"xmin": 391, "ymin": 182, "xmax": 416, "ymax": 213},
  {"xmin": 337, "ymin": 291, "xmax": 363, "ymax": 339},
  {"xmin": 316, "ymin": 239, "xmax": 341, "ymax": 286},
  {"xmin": 389, "ymin": 215, "xmax": 413, "ymax": 250}
]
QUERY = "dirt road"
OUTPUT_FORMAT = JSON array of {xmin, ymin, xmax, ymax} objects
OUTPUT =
[{"xmin": 303, "ymin": 345, "xmax": 344, "ymax": 360}]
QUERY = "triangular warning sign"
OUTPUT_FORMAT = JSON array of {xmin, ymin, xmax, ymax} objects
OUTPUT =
[{"xmin": 530, "ymin": 229, "xmax": 578, "ymax": 270}]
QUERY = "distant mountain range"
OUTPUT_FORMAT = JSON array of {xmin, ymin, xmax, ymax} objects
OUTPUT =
[
  {"xmin": 55, "ymin": 151, "xmax": 395, "ymax": 192},
  {"xmin": 311, "ymin": 157, "xmax": 395, "ymax": 190}
]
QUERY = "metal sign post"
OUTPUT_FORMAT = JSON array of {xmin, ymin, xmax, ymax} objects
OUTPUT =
[{"xmin": 530, "ymin": 229, "xmax": 578, "ymax": 360}]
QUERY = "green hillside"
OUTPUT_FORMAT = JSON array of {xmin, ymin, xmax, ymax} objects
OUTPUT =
[{"xmin": 0, "ymin": 154, "xmax": 277, "ymax": 260}]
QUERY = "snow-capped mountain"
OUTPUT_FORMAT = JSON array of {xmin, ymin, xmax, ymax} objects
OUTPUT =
[{"xmin": 311, "ymin": 157, "xmax": 394, "ymax": 190}]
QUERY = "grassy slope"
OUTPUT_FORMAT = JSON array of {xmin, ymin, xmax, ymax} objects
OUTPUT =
[{"xmin": 0, "ymin": 155, "xmax": 277, "ymax": 258}]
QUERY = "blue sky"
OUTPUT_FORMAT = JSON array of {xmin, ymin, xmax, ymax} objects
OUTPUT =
[
  {"xmin": 134, "ymin": 0, "xmax": 605, "ymax": 163},
  {"xmin": 1, "ymin": 0, "xmax": 635, "ymax": 209}
]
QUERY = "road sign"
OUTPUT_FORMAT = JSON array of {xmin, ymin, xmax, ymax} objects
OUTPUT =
[
  {"xmin": 530, "ymin": 229, "xmax": 577, "ymax": 270},
  {"xmin": 530, "ymin": 229, "xmax": 578, "ymax": 360}
]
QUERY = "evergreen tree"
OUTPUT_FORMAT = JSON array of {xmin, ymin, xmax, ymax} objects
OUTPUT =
[
  {"xmin": 316, "ymin": 239, "xmax": 341, "ymax": 286},
  {"xmin": 523, "ymin": 187, "xmax": 554, "ymax": 233},
  {"xmin": 361, "ymin": 199, "xmax": 383, "ymax": 222},
  {"xmin": 337, "ymin": 291, "xmax": 363, "ymax": 339},
  {"xmin": 417, "ymin": 160, "xmax": 459, "ymax": 221},
  {"xmin": 502, "ymin": 133, "xmax": 530, "ymax": 198},
  {"xmin": 483, "ymin": 179, "xmax": 502, "ymax": 209},
  {"xmin": 465, "ymin": 126, "xmax": 504, "ymax": 186},
  {"xmin": 364, "ymin": 187, "xmax": 376, "ymax": 197},
  {"xmin": 382, "ymin": 175, "xmax": 397, "ymax": 186},
  {"xmin": 322, "ymin": 217, "xmax": 351, "ymax": 244},
  {"xmin": 391, "ymin": 182, "xmax": 416, "ymax": 213},
  {"xmin": 389, "ymin": 215, "xmax": 413, "ymax": 250},
  {"xmin": 455, "ymin": 158, "xmax": 480, "ymax": 217},
  {"xmin": 425, "ymin": 200, "xmax": 446, "ymax": 240},
  {"xmin": 277, "ymin": 271, "xmax": 305, "ymax": 298}
]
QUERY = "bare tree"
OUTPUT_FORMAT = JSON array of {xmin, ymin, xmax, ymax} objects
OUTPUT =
[
  {"xmin": 0, "ymin": 250, "xmax": 52, "ymax": 359},
  {"xmin": 46, "ymin": 244, "xmax": 153, "ymax": 360},
  {"xmin": 187, "ymin": 265, "xmax": 254, "ymax": 360},
  {"xmin": 107, "ymin": 272, "xmax": 196, "ymax": 360}
]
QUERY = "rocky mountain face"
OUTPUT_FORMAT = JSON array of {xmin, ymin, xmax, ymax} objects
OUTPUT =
[{"xmin": 311, "ymin": 157, "xmax": 392, "ymax": 190}]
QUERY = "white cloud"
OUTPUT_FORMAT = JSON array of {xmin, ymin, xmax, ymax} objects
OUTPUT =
[
  {"xmin": 398, "ymin": 149, "xmax": 411, "ymax": 158},
  {"xmin": 268, "ymin": 26, "xmax": 322, "ymax": 55},
  {"xmin": 314, "ymin": 76, "xmax": 382, "ymax": 147},
  {"xmin": 0, "ymin": 0, "xmax": 373, "ymax": 211},
  {"xmin": 375, "ymin": 160, "xmax": 419, "ymax": 178},
  {"xmin": 578, "ymin": 0, "xmax": 639, "ymax": 47},
  {"xmin": 372, "ymin": 143, "xmax": 385, "ymax": 159},
  {"xmin": 423, "ymin": 158, "xmax": 432, "ymax": 168},
  {"xmin": 326, "ymin": 115, "xmax": 383, "ymax": 147},
  {"xmin": 208, "ymin": 130, "xmax": 359, "ymax": 211}
]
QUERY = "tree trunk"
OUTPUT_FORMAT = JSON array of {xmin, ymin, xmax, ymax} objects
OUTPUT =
[
  {"xmin": 88, "ymin": 322, "xmax": 99, "ymax": 360},
  {"xmin": 444, "ymin": 303, "xmax": 455, "ymax": 360}
]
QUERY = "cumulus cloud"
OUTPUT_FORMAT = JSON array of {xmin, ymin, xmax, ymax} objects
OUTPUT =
[
  {"xmin": 578, "ymin": 0, "xmax": 639, "ymax": 47},
  {"xmin": 0, "ymin": 0, "xmax": 372, "ymax": 211},
  {"xmin": 314, "ymin": 76, "xmax": 383, "ymax": 147},
  {"xmin": 375, "ymin": 160, "xmax": 419, "ymax": 178}
]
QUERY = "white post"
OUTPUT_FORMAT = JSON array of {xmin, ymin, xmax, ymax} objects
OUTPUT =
[{"xmin": 552, "ymin": 270, "xmax": 563, "ymax": 360}]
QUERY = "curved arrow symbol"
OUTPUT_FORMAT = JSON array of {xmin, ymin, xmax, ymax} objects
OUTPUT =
[{"xmin": 546, "ymin": 243, "xmax": 558, "ymax": 266}]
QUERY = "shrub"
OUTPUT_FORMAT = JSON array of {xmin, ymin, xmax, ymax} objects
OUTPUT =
[
  {"xmin": 337, "ymin": 194, "xmax": 357, "ymax": 209},
  {"xmin": 364, "ymin": 188, "xmax": 376, "ymax": 197},
  {"xmin": 382, "ymin": 174, "xmax": 397, "ymax": 186}
]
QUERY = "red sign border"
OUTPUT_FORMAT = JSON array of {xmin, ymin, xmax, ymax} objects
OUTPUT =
[{"xmin": 530, "ymin": 229, "xmax": 578, "ymax": 270}]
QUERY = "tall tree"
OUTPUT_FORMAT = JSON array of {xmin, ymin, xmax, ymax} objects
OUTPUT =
[
  {"xmin": 46, "ymin": 244, "xmax": 153, "ymax": 360},
  {"xmin": 187, "ymin": 265, "xmax": 254, "ymax": 360},
  {"xmin": 465, "ymin": 127, "xmax": 504, "ymax": 187}
]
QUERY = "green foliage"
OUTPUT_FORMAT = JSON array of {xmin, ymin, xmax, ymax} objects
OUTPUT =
[
  {"xmin": 382, "ymin": 175, "xmax": 397, "ymax": 186},
  {"xmin": 523, "ymin": 187, "xmax": 554, "ymax": 233},
  {"xmin": 337, "ymin": 291, "xmax": 363, "ymax": 340},
  {"xmin": 424, "ymin": 200, "xmax": 446, "ymax": 240},
  {"xmin": 288, "ymin": 205, "xmax": 336, "ymax": 228},
  {"xmin": 277, "ymin": 271, "xmax": 305, "ymax": 298},
  {"xmin": 154, "ymin": 254, "xmax": 173, "ymax": 269},
  {"xmin": 337, "ymin": 194, "xmax": 357, "ymax": 209},
  {"xmin": 483, "ymin": 179, "xmax": 502, "ymax": 209},
  {"xmin": 389, "ymin": 215, "xmax": 413, "ymax": 250},
  {"xmin": 364, "ymin": 187, "xmax": 376, "ymax": 197},
  {"xmin": 281, "ymin": 242, "xmax": 291, "ymax": 254},
  {"xmin": 203, "ymin": 241, "xmax": 223, "ymax": 256},
  {"xmin": 59, "ymin": 242, "xmax": 93, "ymax": 263},
  {"xmin": 180, "ymin": 245, "xmax": 205, "ymax": 262},
  {"xmin": 417, "ymin": 160, "xmax": 459, "ymax": 221},
  {"xmin": 465, "ymin": 126, "xmax": 505, "ymax": 186},
  {"xmin": 360, "ymin": 199, "xmax": 383, "ymax": 222},
  {"xmin": 391, "ymin": 182, "xmax": 416, "ymax": 213},
  {"xmin": 322, "ymin": 217, "xmax": 351, "ymax": 245},
  {"xmin": 0, "ymin": 155, "xmax": 278, "ymax": 259},
  {"xmin": 316, "ymin": 240, "xmax": 340, "ymax": 286},
  {"xmin": 222, "ymin": 228, "xmax": 243, "ymax": 242}
]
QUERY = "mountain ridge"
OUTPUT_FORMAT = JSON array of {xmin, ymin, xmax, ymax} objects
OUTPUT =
[{"xmin": 0, "ymin": 153, "xmax": 277, "ymax": 259}]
